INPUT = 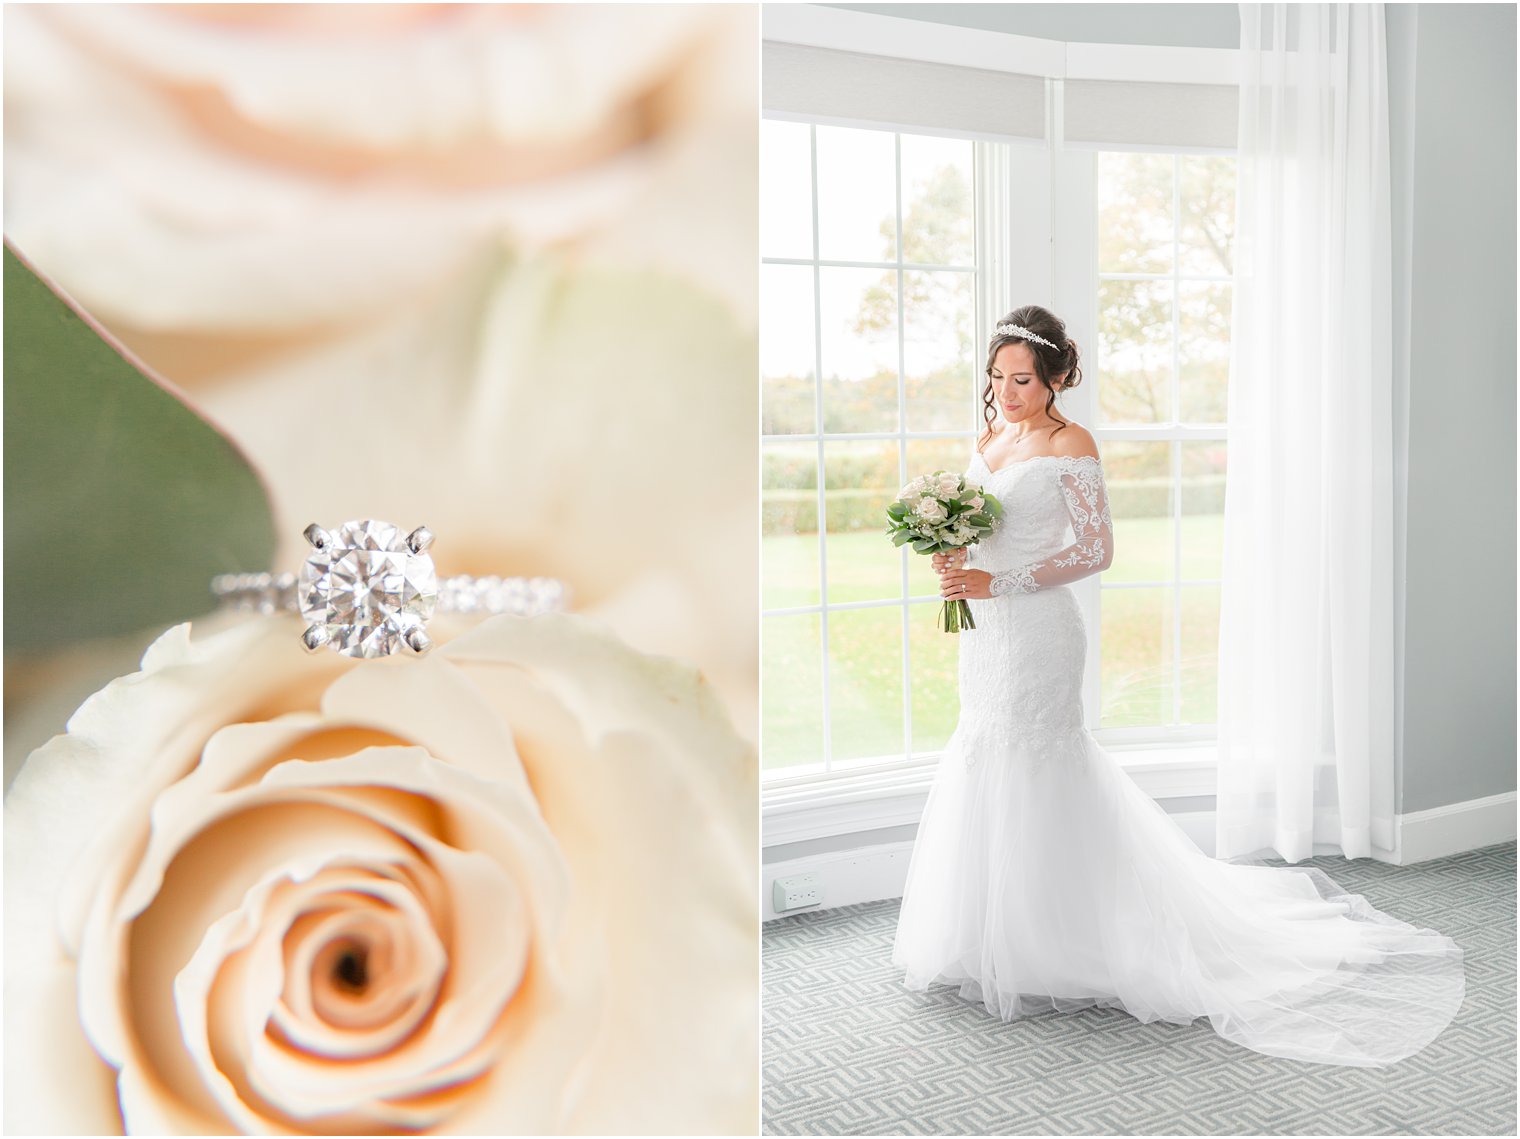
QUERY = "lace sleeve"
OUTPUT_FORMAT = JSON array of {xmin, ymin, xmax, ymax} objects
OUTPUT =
[{"xmin": 988, "ymin": 455, "xmax": 1114, "ymax": 596}]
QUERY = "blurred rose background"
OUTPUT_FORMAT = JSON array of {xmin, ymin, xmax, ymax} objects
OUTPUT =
[{"xmin": 3, "ymin": 2, "xmax": 760, "ymax": 784}]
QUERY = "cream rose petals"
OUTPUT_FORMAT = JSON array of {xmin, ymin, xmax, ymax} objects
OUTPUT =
[{"xmin": 5, "ymin": 612, "xmax": 755, "ymax": 1134}]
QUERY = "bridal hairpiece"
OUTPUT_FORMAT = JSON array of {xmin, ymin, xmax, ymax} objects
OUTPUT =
[{"xmin": 993, "ymin": 322, "xmax": 1060, "ymax": 352}]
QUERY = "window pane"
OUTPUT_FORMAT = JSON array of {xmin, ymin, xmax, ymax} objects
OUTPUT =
[
  {"xmin": 762, "ymin": 443, "xmax": 819, "ymax": 611},
  {"xmin": 903, "ymin": 269, "xmax": 975, "ymax": 431},
  {"xmin": 761, "ymin": 263, "xmax": 816, "ymax": 435},
  {"xmin": 1180, "ymin": 584, "xmax": 1220, "ymax": 725},
  {"xmin": 815, "ymin": 125, "xmax": 897, "ymax": 263},
  {"xmin": 899, "ymin": 134, "xmax": 974, "ymax": 266},
  {"xmin": 1100, "ymin": 586, "xmax": 1174, "ymax": 729},
  {"xmin": 761, "ymin": 118, "xmax": 814, "ymax": 261},
  {"xmin": 904, "ymin": 437, "xmax": 977, "ymax": 598},
  {"xmin": 819, "ymin": 266, "xmax": 898, "ymax": 434},
  {"xmin": 1178, "ymin": 154, "xmax": 1236, "ymax": 277},
  {"xmin": 1098, "ymin": 151, "xmax": 1174, "ymax": 275},
  {"xmin": 824, "ymin": 439, "xmax": 900, "ymax": 603},
  {"xmin": 909, "ymin": 602, "xmax": 959, "ymax": 754},
  {"xmin": 1103, "ymin": 440, "xmax": 1173, "ymax": 584},
  {"xmin": 1178, "ymin": 281, "xmax": 1231, "ymax": 423},
  {"xmin": 1180, "ymin": 440, "xmax": 1226, "ymax": 581},
  {"xmin": 828, "ymin": 605, "xmax": 905, "ymax": 766},
  {"xmin": 762, "ymin": 613, "xmax": 825, "ymax": 773},
  {"xmin": 1097, "ymin": 278, "xmax": 1174, "ymax": 425}
]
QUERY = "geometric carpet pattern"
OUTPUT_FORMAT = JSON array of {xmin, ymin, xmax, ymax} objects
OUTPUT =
[{"xmin": 763, "ymin": 841, "xmax": 1516, "ymax": 1136}]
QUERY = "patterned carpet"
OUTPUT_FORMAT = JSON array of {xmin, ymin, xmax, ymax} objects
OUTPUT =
[{"xmin": 763, "ymin": 842, "xmax": 1516, "ymax": 1136}]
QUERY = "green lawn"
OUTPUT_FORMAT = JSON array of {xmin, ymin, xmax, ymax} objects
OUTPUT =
[{"xmin": 762, "ymin": 514, "xmax": 1223, "ymax": 770}]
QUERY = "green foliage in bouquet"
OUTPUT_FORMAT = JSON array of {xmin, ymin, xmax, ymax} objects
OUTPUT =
[{"xmin": 4, "ymin": 243, "xmax": 276, "ymax": 651}]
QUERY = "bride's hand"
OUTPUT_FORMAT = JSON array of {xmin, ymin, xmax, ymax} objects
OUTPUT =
[
  {"xmin": 931, "ymin": 548, "xmax": 968, "ymax": 575},
  {"xmin": 939, "ymin": 567, "xmax": 992, "ymax": 600}
]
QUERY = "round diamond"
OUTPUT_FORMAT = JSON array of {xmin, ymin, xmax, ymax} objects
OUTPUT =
[{"xmin": 299, "ymin": 520, "xmax": 438, "ymax": 659}]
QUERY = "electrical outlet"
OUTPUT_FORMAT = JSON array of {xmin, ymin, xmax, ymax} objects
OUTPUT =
[{"xmin": 772, "ymin": 872, "xmax": 823, "ymax": 913}]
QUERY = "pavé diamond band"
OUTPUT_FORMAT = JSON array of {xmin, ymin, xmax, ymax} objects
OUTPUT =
[{"xmin": 212, "ymin": 519, "xmax": 569, "ymax": 659}]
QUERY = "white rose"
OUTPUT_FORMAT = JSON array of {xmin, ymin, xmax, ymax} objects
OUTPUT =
[
  {"xmin": 935, "ymin": 473, "xmax": 961, "ymax": 496},
  {"xmin": 2, "ymin": 4, "xmax": 759, "ymax": 751},
  {"xmin": 4, "ymin": 614, "xmax": 756, "ymax": 1134},
  {"xmin": 966, "ymin": 494, "xmax": 985, "ymax": 511},
  {"xmin": 3, "ymin": 4, "xmax": 752, "ymax": 329},
  {"xmin": 915, "ymin": 497, "xmax": 947, "ymax": 523}
]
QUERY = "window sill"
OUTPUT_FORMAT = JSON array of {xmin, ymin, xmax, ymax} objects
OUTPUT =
[{"xmin": 761, "ymin": 742, "xmax": 1217, "ymax": 848}]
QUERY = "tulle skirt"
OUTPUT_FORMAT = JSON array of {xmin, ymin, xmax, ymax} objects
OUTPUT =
[{"xmin": 890, "ymin": 724, "xmax": 1467, "ymax": 1067}]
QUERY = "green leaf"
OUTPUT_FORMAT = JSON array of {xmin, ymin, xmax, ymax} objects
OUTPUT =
[{"xmin": 4, "ymin": 244, "xmax": 276, "ymax": 651}]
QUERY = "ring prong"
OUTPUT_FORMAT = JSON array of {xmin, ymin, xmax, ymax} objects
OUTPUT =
[
  {"xmin": 406, "ymin": 526, "xmax": 434, "ymax": 555},
  {"xmin": 404, "ymin": 626, "xmax": 432, "ymax": 656},
  {"xmin": 303, "ymin": 524, "xmax": 331, "ymax": 551},
  {"xmin": 301, "ymin": 624, "xmax": 330, "ymax": 653}
]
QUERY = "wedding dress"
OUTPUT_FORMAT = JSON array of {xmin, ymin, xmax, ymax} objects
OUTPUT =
[{"xmin": 891, "ymin": 449, "xmax": 1465, "ymax": 1067}]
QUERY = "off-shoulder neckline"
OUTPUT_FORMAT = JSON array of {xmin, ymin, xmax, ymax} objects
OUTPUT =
[{"xmin": 971, "ymin": 451, "xmax": 1101, "ymax": 476}]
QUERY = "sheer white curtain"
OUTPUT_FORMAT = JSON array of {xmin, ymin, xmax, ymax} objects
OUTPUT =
[{"xmin": 1216, "ymin": 4, "xmax": 1396, "ymax": 863}]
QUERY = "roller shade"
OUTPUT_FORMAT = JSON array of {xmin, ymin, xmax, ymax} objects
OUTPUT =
[
  {"xmin": 764, "ymin": 41, "xmax": 1240, "ymax": 153},
  {"xmin": 1065, "ymin": 78, "xmax": 1239, "ymax": 150},
  {"xmin": 762, "ymin": 40, "xmax": 1047, "ymax": 142}
]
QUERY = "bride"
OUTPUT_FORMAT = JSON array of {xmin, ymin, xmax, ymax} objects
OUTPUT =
[{"xmin": 890, "ymin": 305, "xmax": 1465, "ymax": 1067}]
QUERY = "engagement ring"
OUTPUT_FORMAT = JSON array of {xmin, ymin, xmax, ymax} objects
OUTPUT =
[{"xmin": 212, "ymin": 519, "xmax": 570, "ymax": 659}]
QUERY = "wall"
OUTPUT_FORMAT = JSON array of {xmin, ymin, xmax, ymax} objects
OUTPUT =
[
  {"xmin": 766, "ymin": 3, "xmax": 1518, "ymax": 869},
  {"xmin": 1399, "ymin": 3, "xmax": 1518, "ymax": 812}
]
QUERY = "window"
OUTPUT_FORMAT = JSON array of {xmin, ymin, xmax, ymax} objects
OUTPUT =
[
  {"xmin": 759, "ymin": 15, "xmax": 1241, "ymax": 799},
  {"xmin": 1091, "ymin": 150, "xmax": 1237, "ymax": 743},
  {"xmin": 761, "ymin": 118, "xmax": 978, "ymax": 780}
]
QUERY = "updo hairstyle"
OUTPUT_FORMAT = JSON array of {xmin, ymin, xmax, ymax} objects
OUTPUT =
[{"xmin": 978, "ymin": 304, "xmax": 1083, "ymax": 443}]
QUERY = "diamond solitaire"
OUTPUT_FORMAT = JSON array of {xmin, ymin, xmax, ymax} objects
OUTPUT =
[
  {"xmin": 299, "ymin": 520, "xmax": 439, "ymax": 658},
  {"xmin": 212, "ymin": 519, "xmax": 570, "ymax": 658}
]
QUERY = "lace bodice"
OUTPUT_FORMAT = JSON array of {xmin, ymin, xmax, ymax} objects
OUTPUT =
[{"xmin": 965, "ymin": 453, "xmax": 1114, "ymax": 595}]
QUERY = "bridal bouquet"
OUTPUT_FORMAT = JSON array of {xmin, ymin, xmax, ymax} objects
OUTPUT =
[{"xmin": 885, "ymin": 471, "xmax": 1003, "ymax": 633}]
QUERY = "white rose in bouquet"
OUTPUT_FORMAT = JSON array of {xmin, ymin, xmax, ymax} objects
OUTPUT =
[{"xmin": 915, "ymin": 497, "xmax": 948, "ymax": 523}]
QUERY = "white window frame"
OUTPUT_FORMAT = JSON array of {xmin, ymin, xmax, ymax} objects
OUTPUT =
[
  {"xmin": 1054, "ymin": 146, "xmax": 1235, "ymax": 751},
  {"xmin": 760, "ymin": 118, "xmax": 984, "ymax": 786},
  {"xmin": 761, "ymin": 6, "xmax": 1239, "ymax": 844}
]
